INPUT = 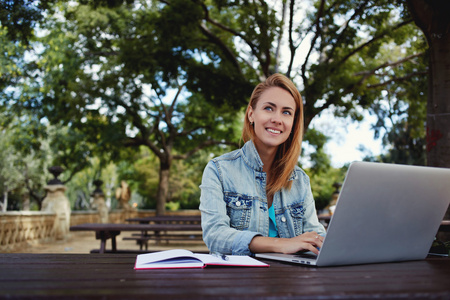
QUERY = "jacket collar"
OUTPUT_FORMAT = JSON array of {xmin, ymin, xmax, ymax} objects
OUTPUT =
[
  {"xmin": 241, "ymin": 140, "xmax": 299, "ymax": 181},
  {"xmin": 241, "ymin": 140, "xmax": 264, "ymax": 172}
]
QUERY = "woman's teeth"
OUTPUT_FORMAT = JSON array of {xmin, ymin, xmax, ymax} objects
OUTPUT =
[{"xmin": 267, "ymin": 128, "xmax": 281, "ymax": 134}]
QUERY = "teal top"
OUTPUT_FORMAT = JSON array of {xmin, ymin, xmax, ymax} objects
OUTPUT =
[{"xmin": 268, "ymin": 205, "xmax": 279, "ymax": 237}]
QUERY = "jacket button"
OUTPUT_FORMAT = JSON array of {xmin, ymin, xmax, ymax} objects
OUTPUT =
[
  {"xmin": 281, "ymin": 216, "xmax": 286, "ymax": 222},
  {"xmin": 236, "ymin": 201, "xmax": 241, "ymax": 207}
]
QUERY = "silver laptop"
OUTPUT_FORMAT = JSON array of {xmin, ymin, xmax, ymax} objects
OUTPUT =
[{"xmin": 256, "ymin": 161, "xmax": 450, "ymax": 267}]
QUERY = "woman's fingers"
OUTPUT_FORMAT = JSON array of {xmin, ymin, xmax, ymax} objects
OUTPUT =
[
  {"xmin": 281, "ymin": 232, "xmax": 324, "ymax": 254},
  {"xmin": 303, "ymin": 242, "xmax": 320, "ymax": 255},
  {"xmin": 305, "ymin": 231, "xmax": 323, "ymax": 248}
]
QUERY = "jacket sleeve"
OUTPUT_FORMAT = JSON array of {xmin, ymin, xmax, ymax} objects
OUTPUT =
[{"xmin": 199, "ymin": 161, "xmax": 261, "ymax": 255}]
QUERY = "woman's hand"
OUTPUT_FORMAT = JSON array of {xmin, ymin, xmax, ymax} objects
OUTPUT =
[
  {"xmin": 249, "ymin": 231, "xmax": 324, "ymax": 255},
  {"xmin": 278, "ymin": 231, "xmax": 324, "ymax": 254}
]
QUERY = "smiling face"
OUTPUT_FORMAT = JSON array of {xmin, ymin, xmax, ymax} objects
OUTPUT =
[{"xmin": 248, "ymin": 87, "xmax": 297, "ymax": 153}]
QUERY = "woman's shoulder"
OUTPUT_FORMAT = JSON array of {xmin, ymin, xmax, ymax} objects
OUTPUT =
[
  {"xmin": 292, "ymin": 165, "xmax": 311, "ymax": 183},
  {"xmin": 209, "ymin": 148, "xmax": 243, "ymax": 164},
  {"xmin": 203, "ymin": 148, "xmax": 245, "ymax": 179}
]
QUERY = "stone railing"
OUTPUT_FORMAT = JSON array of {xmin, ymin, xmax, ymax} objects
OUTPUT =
[
  {"xmin": 0, "ymin": 209, "xmax": 200, "ymax": 253},
  {"xmin": 0, "ymin": 212, "xmax": 57, "ymax": 253}
]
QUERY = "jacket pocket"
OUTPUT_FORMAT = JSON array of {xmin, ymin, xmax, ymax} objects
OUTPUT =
[
  {"xmin": 225, "ymin": 195, "xmax": 252, "ymax": 231},
  {"xmin": 287, "ymin": 203, "xmax": 306, "ymax": 235}
]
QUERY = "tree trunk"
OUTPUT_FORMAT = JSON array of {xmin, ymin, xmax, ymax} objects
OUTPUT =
[
  {"xmin": 407, "ymin": 0, "xmax": 450, "ymax": 167},
  {"xmin": 407, "ymin": 0, "xmax": 450, "ymax": 238},
  {"xmin": 156, "ymin": 160, "xmax": 171, "ymax": 216},
  {"xmin": 426, "ymin": 39, "xmax": 450, "ymax": 168},
  {"xmin": 2, "ymin": 190, "xmax": 8, "ymax": 212}
]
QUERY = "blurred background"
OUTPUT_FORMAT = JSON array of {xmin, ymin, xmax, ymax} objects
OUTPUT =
[{"xmin": 1, "ymin": 0, "xmax": 447, "ymax": 219}]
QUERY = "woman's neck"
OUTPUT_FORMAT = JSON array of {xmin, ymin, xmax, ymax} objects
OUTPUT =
[{"xmin": 255, "ymin": 145, "xmax": 277, "ymax": 174}]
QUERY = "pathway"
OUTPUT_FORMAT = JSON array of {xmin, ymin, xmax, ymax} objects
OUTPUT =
[{"xmin": 11, "ymin": 231, "xmax": 208, "ymax": 254}]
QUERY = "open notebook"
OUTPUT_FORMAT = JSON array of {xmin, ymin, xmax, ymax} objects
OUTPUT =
[
  {"xmin": 256, "ymin": 161, "xmax": 450, "ymax": 267},
  {"xmin": 135, "ymin": 249, "xmax": 269, "ymax": 269}
]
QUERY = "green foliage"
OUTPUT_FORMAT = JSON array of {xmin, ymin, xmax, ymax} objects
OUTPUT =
[
  {"xmin": 0, "ymin": 122, "xmax": 51, "ymax": 210},
  {"xmin": 303, "ymin": 128, "xmax": 331, "ymax": 174},
  {"xmin": 0, "ymin": 0, "xmax": 56, "ymax": 45},
  {"xmin": 115, "ymin": 147, "xmax": 217, "ymax": 210},
  {"xmin": 116, "ymin": 151, "xmax": 158, "ymax": 209},
  {"xmin": 301, "ymin": 128, "xmax": 346, "ymax": 210},
  {"xmin": 297, "ymin": 0, "xmax": 426, "ymax": 133},
  {"xmin": 363, "ymin": 24, "xmax": 428, "ymax": 166},
  {"xmin": 1, "ymin": 0, "xmax": 430, "ymax": 211},
  {"xmin": 306, "ymin": 165, "xmax": 347, "ymax": 211},
  {"xmin": 0, "ymin": 130, "xmax": 25, "ymax": 208},
  {"xmin": 66, "ymin": 158, "xmax": 120, "ymax": 210}
]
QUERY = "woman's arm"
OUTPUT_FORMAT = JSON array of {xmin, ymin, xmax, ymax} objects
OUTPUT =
[
  {"xmin": 200, "ymin": 161, "xmax": 260, "ymax": 255},
  {"xmin": 249, "ymin": 231, "xmax": 324, "ymax": 254}
]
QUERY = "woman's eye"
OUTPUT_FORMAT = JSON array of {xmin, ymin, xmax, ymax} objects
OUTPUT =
[
  {"xmin": 264, "ymin": 106, "xmax": 273, "ymax": 111},
  {"xmin": 283, "ymin": 111, "xmax": 292, "ymax": 115}
]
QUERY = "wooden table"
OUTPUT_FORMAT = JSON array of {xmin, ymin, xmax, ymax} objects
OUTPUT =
[
  {"xmin": 70, "ymin": 223, "xmax": 202, "ymax": 253},
  {"xmin": 1, "ymin": 253, "xmax": 449, "ymax": 299}
]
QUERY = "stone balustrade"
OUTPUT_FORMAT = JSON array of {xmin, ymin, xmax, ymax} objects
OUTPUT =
[{"xmin": 0, "ymin": 212, "xmax": 56, "ymax": 252}]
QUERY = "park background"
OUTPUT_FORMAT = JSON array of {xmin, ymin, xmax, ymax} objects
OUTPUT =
[{"xmin": 1, "ymin": 1, "xmax": 449, "ymax": 227}]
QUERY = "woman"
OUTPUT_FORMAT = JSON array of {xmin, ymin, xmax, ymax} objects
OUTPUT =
[{"xmin": 199, "ymin": 73, "xmax": 326, "ymax": 256}]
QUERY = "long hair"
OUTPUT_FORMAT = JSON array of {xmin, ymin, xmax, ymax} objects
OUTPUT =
[{"xmin": 241, "ymin": 73, "xmax": 304, "ymax": 196}]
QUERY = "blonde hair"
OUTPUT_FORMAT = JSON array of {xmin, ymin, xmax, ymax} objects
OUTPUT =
[{"xmin": 242, "ymin": 73, "xmax": 304, "ymax": 196}]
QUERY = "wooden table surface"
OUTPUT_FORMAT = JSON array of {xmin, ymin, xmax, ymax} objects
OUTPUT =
[{"xmin": 1, "ymin": 253, "xmax": 449, "ymax": 299}]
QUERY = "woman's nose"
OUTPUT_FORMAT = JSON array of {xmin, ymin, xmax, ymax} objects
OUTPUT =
[{"xmin": 271, "ymin": 115, "xmax": 282, "ymax": 124}]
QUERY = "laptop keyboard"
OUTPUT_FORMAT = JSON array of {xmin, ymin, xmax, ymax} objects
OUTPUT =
[{"xmin": 294, "ymin": 252, "xmax": 317, "ymax": 259}]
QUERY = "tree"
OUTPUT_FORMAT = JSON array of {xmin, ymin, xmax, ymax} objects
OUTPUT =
[
  {"xmin": 30, "ymin": 1, "xmax": 245, "ymax": 214},
  {"xmin": 406, "ymin": 0, "xmax": 450, "ymax": 225},
  {"xmin": 0, "ymin": 124, "xmax": 51, "ymax": 211},
  {"xmin": 369, "ymin": 85, "xmax": 427, "ymax": 166},
  {"xmin": 406, "ymin": 0, "xmax": 450, "ymax": 168},
  {"xmin": 366, "ymin": 31, "xmax": 428, "ymax": 166},
  {"xmin": 0, "ymin": 132, "xmax": 22, "ymax": 211},
  {"xmin": 0, "ymin": 0, "xmax": 57, "ymax": 96},
  {"xmin": 0, "ymin": 0, "xmax": 55, "ymax": 45},
  {"xmin": 117, "ymin": 147, "xmax": 210, "ymax": 210},
  {"xmin": 61, "ymin": 0, "xmax": 425, "ymax": 128},
  {"xmin": 2, "ymin": 0, "xmax": 430, "ymax": 214}
]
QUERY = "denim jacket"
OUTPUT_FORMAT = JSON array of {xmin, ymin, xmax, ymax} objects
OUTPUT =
[{"xmin": 199, "ymin": 140, "xmax": 326, "ymax": 256}]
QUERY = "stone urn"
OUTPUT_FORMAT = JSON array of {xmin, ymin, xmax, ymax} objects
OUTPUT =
[
  {"xmin": 41, "ymin": 166, "xmax": 71, "ymax": 240},
  {"xmin": 91, "ymin": 180, "xmax": 109, "ymax": 223}
]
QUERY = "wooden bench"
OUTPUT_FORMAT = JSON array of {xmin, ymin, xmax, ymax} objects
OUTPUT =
[
  {"xmin": 125, "ymin": 215, "xmax": 202, "ymax": 250},
  {"xmin": 70, "ymin": 223, "xmax": 202, "ymax": 253},
  {"xmin": 123, "ymin": 232, "xmax": 203, "ymax": 250},
  {"xmin": 123, "ymin": 234, "xmax": 203, "ymax": 250}
]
